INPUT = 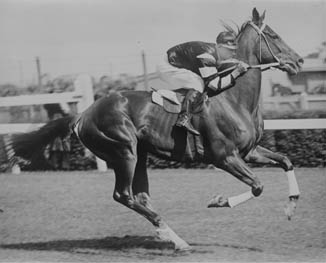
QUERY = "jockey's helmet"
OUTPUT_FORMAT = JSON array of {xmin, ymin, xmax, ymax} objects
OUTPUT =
[{"xmin": 216, "ymin": 31, "xmax": 237, "ymax": 50}]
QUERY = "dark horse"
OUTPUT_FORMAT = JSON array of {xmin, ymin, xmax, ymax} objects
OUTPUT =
[{"xmin": 9, "ymin": 9, "xmax": 303, "ymax": 250}]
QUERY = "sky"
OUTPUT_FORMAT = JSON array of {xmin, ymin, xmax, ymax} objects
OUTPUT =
[{"xmin": 0, "ymin": 0, "xmax": 325, "ymax": 85}]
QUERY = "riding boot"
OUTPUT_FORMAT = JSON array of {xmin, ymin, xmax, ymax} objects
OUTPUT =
[{"xmin": 175, "ymin": 90, "xmax": 201, "ymax": 136}]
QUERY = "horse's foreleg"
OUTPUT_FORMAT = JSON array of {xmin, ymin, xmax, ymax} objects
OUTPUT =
[
  {"xmin": 245, "ymin": 146, "xmax": 300, "ymax": 220},
  {"xmin": 208, "ymin": 151, "xmax": 263, "ymax": 208}
]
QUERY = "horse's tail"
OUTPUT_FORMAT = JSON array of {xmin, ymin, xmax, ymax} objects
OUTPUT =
[{"xmin": 8, "ymin": 115, "xmax": 78, "ymax": 161}]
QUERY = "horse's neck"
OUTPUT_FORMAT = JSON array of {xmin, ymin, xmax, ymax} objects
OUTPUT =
[{"xmin": 228, "ymin": 33, "xmax": 262, "ymax": 112}]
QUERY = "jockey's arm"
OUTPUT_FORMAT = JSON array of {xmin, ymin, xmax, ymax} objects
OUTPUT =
[
  {"xmin": 206, "ymin": 65, "xmax": 247, "ymax": 92},
  {"xmin": 197, "ymin": 54, "xmax": 249, "ymax": 93},
  {"xmin": 206, "ymin": 72, "xmax": 235, "ymax": 93}
]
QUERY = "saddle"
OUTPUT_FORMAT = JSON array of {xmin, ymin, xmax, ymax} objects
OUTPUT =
[{"xmin": 151, "ymin": 89, "xmax": 185, "ymax": 113}]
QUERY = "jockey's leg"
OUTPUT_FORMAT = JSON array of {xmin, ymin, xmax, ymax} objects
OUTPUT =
[
  {"xmin": 175, "ymin": 89, "xmax": 201, "ymax": 136},
  {"xmin": 157, "ymin": 60, "xmax": 204, "ymax": 136}
]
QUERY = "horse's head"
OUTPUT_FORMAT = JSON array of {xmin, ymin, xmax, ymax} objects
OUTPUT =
[{"xmin": 242, "ymin": 8, "xmax": 304, "ymax": 75}]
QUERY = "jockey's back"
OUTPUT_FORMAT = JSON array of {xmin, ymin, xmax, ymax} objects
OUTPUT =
[{"xmin": 166, "ymin": 41, "xmax": 217, "ymax": 76}]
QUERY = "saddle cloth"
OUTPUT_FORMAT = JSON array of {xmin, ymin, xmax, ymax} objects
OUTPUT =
[{"xmin": 151, "ymin": 89, "xmax": 185, "ymax": 113}]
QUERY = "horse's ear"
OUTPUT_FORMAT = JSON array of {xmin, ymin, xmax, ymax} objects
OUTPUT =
[{"xmin": 252, "ymin": 7, "xmax": 260, "ymax": 24}]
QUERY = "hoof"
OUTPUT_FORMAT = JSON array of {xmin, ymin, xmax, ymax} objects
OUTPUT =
[
  {"xmin": 284, "ymin": 199, "xmax": 298, "ymax": 220},
  {"xmin": 156, "ymin": 224, "xmax": 190, "ymax": 251},
  {"xmin": 289, "ymin": 195, "xmax": 299, "ymax": 201},
  {"xmin": 174, "ymin": 238, "xmax": 192, "ymax": 252},
  {"xmin": 207, "ymin": 194, "xmax": 229, "ymax": 208},
  {"xmin": 175, "ymin": 244, "xmax": 192, "ymax": 252},
  {"xmin": 251, "ymin": 185, "xmax": 264, "ymax": 197}
]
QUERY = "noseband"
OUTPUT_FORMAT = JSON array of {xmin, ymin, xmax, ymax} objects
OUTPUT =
[{"xmin": 248, "ymin": 22, "xmax": 281, "ymax": 69}]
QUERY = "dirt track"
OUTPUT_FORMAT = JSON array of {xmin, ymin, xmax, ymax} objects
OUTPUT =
[{"xmin": 0, "ymin": 168, "xmax": 325, "ymax": 262}]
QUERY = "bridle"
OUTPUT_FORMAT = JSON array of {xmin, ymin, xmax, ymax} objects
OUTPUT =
[{"xmin": 247, "ymin": 21, "xmax": 281, "ymax": 70}]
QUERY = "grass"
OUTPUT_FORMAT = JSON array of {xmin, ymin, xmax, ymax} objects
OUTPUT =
[{"xmin": 0, "ymin": 168, "xmax": 325, "ymax": 262}]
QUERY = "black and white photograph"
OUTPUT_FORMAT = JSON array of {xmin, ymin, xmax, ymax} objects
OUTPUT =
[{"xmin": 0, "ymin": 0, "xmax": 325, "ymax": 262}]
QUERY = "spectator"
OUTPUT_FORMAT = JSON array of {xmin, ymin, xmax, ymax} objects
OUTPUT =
[{"xmin": 43, "ymin": 85, "xmax": 71, "ymax": 170}]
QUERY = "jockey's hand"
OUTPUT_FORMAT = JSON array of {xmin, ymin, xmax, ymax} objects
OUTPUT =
[
  {"xmin": 238, "ymin": 61, "xmax": 250, "ymax": 73},
  {"xmin": 231, "ymin": 61, "xmax": 250, "ymax": 79}
]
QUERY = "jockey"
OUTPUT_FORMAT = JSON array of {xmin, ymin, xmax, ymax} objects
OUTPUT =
[{"xmin": 158, "ymin": 31, "xmax": 249, "ymax": 135}]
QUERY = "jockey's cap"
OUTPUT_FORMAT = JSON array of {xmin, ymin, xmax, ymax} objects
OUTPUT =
[{"xmin": 216, "ymin": 31, "xmax": 237, "ymax": 50}]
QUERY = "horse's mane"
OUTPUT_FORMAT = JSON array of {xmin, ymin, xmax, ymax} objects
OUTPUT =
[{"xmin": 219, "ymin": 20, "xmax": 251, "ymax": 39}]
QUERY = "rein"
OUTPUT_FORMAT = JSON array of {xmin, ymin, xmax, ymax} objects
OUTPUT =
[
  {"xmin": 247, "ymin": 21, "xmax": 281, "ymax": 70},
  {"xmin": 249, "ymin": 62, "xmax": 280, "ymax": 70}
]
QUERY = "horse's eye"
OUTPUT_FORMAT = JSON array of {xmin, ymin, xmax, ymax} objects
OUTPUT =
[
  {"xmin": 265, "ymin": 31, "xmax": 279, "ymax": 39},
  {"xmin": 264, "ymin": 31, "xmax": 279, "ymax": 39}
]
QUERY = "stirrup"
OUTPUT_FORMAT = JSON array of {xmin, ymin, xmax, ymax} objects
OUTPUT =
[
  {"xmin": 176, "ymin": 116, "xmax": 200, "ymax": 136},
  {"xmin": 185, "ymin": 124, "xmax": 200, "ymax": 136}
]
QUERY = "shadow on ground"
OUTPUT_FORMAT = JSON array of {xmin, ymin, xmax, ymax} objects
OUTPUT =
[
  {"xmin": 190, "ymin": 242, "xmax": 263, "ymax": 252},
  {"xmin": 0, "ymin": 235, "xmax": 174, "ymax": 252},
  {"xmin": 0, "ymin": 235, "xmax": 263, "ymax": 256}
]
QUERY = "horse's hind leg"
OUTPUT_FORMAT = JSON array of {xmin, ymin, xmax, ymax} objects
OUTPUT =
[
  {"xmin": 245, "ymin": 145, "xmax": 300, "ymax": 219},
  {"xmin": 132, "ymin": 150, "xmax": 153, "ymax": 210},
  {"xmin": 113, "ymin": 159, "xmax": 191, "ymax": 250},
  {"xmin": 79, "ymin": 120, "xmax": 189, "ymax": 250},
  {"xmin": 130, "ymin": 149, "xmax": 191, "ymax": 250},
  {"xmin": 112, "ymin": 156, "xmax": 161, "ymax": 225},
  {"xmin": 208, "ymin": 150, "xmax": 263, "ymax": 208}
]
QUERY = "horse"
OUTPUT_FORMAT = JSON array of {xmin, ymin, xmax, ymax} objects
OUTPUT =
[{"xmin": 7, "ymin": 8, "xmax": 303, "ymax": 250}]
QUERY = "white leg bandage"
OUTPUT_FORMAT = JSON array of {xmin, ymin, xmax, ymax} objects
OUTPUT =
[
  {"xmin": 286, "ymin": 170, "xmax": 300, "ymax": 196},
  {"xmin": 228, "ymin": 191, "xmax": 254, "ymax": 208}
]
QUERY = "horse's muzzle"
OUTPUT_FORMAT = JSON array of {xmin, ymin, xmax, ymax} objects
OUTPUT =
[{"xmin": 279, "ymin": 59, "xmax": 303, "ymax": 75}]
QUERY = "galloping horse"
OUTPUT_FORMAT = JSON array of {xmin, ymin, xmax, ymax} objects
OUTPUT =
[{"xmin": 8, "ymin": 9, "xmax": 303, "ymax": 250}]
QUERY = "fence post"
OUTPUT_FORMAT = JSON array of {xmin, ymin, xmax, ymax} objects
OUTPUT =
[
  {"xmin": 299, "ymin": 92, "xmax": 309, "ymax": 110},
  {"xmin": 74, "ymin": 74, "xmax": 108, "ymax": 172}
]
